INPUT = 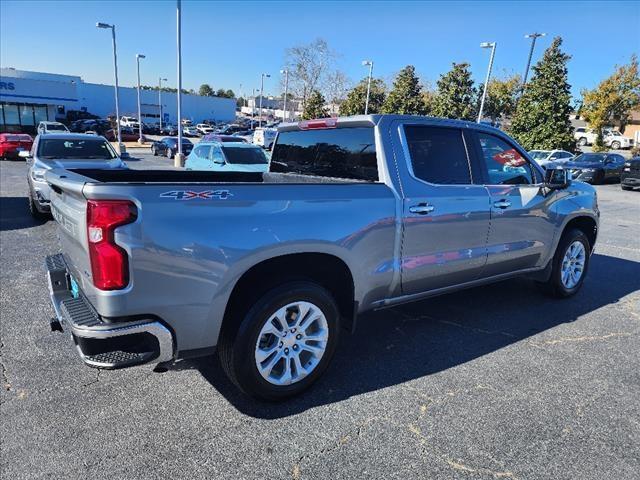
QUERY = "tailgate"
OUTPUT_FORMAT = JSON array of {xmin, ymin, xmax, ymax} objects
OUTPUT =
[{"xmin": 46, "ymin": 169, "xmax": 93, "ymax": 292}]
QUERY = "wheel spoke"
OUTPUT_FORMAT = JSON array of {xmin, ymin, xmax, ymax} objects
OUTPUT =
[
  {"xmin": 292, "ymin": 354, "xmax": 307, "ymax": 380},
  {"xmin": 304, "ymin": 329, "xmax": 328, "ymax": 342},
  {"xmin": 261, "ymin": 350, "xmax": 284, "ymax": 375},
  {"xmin": 271, "ymin": 306, "xmax": 289, "ymax": 332},
  {"xmin": 279, "ymin": 357, "xmax": 293, "ymax": 385},
  {"xmin": 255, "ymin": 345, "xmax": 278, "ymax": 363}
]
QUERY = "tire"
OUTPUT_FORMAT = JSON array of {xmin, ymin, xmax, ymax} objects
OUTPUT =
[
  {"xmin": 538, "ymin": 228, "xmax": 590, "ymax": 298},
  {"xmin": 578, "ymin": 137, "xmax": 587, "ymax": 146},
  {"xmin": 621, "ymin": 185, "xmax": 633, "ymax": 191},
  {"xmin": 611, "ymin": 141, "xmax": 621, "ymax": 150},
  {"xmin": 166, "ymin": 148, "xmax": 173, "ymax": 159},
  {"xmin": 218, "ymin": 281, "xmax": 340, "ymax": 401},
  {"xmin": 28, "ymin": 191, "xmax": 49, "ymax": 221},
  {"xmin": 151, "ymin": 146, "xmax": 157, "ymax": 156}
]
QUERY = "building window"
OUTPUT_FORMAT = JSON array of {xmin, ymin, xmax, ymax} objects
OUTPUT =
[
  {"xmin": 34, "ymin": 105, "xmax": 48, "ymax": 124},
  {"xmin": 2, "ymin": 104, "xmax": 21, "ymax": 133}
]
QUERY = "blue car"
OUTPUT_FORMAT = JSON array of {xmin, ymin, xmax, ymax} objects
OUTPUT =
[{"xmin": 185, "ymin": 141, "xmax": 270, "ymax": 172}]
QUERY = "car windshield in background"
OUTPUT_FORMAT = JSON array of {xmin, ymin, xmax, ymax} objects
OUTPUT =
[
  {"xmin": 574, "ymin": 153, "xmax": 606, "ymax": 163},
  {"xmin": 47, "ymin": 124, "xmax": 67, "ymax": 131},
  {"xmin": 38, "ymin": 139, "xmax": 117, "ymax": 160},
  {"xmin": 270, "ymin": 127, "xmax": 378, "ymax": 181},
  {"xmin": 529, "ymin": 151, "xmax": 550, "ymax": 160},
  {"xmin": 222, "ymin": 145, "xmax": 268, "ymax": 165}
]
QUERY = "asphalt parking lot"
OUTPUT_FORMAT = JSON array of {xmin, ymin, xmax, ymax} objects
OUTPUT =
[{"xmin": 1, "ymin": 153, "xmax": 639, "ymax": 480}]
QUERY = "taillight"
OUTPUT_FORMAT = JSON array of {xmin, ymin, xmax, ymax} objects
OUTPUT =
[
  {"xmin": 86, "ymin": 200, "xmax": 137, "ymax": 290},
  {"xmin": 298, "ymin": 118, "xmax": 337, "ymax": 130}
]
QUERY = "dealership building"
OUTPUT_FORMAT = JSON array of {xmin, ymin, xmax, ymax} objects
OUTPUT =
[{"xmin": 0, "ymin": 68, "xmax": 236, "ymax": 135}]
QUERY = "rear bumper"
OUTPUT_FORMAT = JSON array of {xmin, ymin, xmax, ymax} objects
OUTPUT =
[
  {"xmin": 621, "ymin": 174, "xmax": 640, "ymax": 186},
  {"xmin": 46, "ymin": 254, "xmax": 174, "ymax": 369}
]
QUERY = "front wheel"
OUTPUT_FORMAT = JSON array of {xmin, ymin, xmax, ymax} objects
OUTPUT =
[
  {"xmin": 219, "ymin": 281, "xmax": 340, "ymax": 401},
  {"xmin": 621, "ymin": 185, "xmax": 633, "ymax": 191},
  {"xmin": 166, "ymin": 148, "xmax": 173, "ymax": 159},
  {"xmin": 611, "ymin": 141, "xmax": 621, "ymax": 150},
  {"xmin": 151, "ymin": 146, "xmax": 157, "ymax": 156},
  {"xmin": 28, "ymin": 191, "xmax": 49, "ymax": 221},
  {"xmin": 538, "ymin": 229, "xmax": 590, "ymax": 298},
  {"xmin": 578, "ymin": 137, "xmax": 587, "ymax": 146}
]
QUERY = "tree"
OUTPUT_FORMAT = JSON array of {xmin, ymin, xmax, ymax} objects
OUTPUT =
[
  {"xmin": 302, "ymin": 90, "xmax": 328, "ymax": 119},
  {"xmin": 285, "ymin": 38, "xmax": 335, "ymax": 108},
  {"xmin": 339, "ymin": 77, "xmax": 386, "ymax": 116},
  {"xmin": 324, "ymin": 70, "xmax": 350, "ymax": 115},
  {"xmin": 509, "ymin": 37, "xmax": 574, "ymax": 151},
  {"xmin": 236, "ymin": 97, "xmax": 246, "ymax": 108},
  {"xmin": 432, "ymin": 62, "xmax": 477, "ymax": 120},
  {"xmin": 382, "ymin": 65, "xmax": 426, "ymax": 115},
  {"xmin": 580, "ymin": 55, "xmax": 640, "ymax": 150},
  {"xmin": 478, "ymin": 73, "xmax": 521, "ymax": 122},
  {"xmin": 225, "ymin": 89, "xmax": 235, "ymax": 98},
  {"xmin": 198, "ymin": 84, "xmax": 214, "ymax": 97}
]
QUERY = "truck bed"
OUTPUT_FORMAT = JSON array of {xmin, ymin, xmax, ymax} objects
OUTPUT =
[{"xmin": 67, "ymin": 169, "xmax": 371, "ymax": 185}]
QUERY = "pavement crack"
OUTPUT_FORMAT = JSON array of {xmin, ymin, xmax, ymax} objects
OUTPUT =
[
  {"xmin": 528, "ymin": 332, "xmax": 632, "ymax": 347},
  {"xmin": 82, "ymin": 369, "xmax": 101, "ymax": 388},
  {"xmin": 437, "ymin": 319, "xmax": 516, "ymax": 338},
  {"xmin": 0, "ymin": 339, "xmax": 11, "ymax": 392}
]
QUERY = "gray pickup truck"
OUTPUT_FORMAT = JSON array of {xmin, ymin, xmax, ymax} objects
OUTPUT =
[{"xmin": 45, "ymin": 115, "xmax": 599, "ymax": 400}]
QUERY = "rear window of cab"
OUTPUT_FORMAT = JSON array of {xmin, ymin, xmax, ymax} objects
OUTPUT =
[{"xmin": 270, "ymin": 127, "xmax": 378, "ymax": 181}]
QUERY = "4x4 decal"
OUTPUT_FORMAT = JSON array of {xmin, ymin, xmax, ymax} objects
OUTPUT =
[{"xmin": 160, "ymin": 190, "xmax": 233, "ymax": 200}]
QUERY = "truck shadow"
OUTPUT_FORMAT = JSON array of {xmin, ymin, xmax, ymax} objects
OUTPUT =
[
  {"xmin": 0, "ymin": 196, "xmax": 49, "ymax": 232},
  {"xmin": 185, "ymin": 253, "xmax": 639, "ymax": 418}
]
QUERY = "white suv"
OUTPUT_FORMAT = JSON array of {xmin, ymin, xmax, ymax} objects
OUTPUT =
[
  {"xmin": 37, "ymin": 121, "xmax": 69, "ymax": 135},
  {"xmin": 574, "ymin": 127, "xmax": 597, "ymax": 146},
  {"xmin": 196, "ymin": 123, "xmax": 215, "ymax": 135},
  {"xmin": 604, "ymin": 130, "xmax": 634, "ymax": 150}
]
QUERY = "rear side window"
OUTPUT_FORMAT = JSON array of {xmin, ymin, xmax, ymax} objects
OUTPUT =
[
  {"xmin": 222, "ymin": 146, "xmax": 268, "ymax": 165},
  {"xmin": 193, "ymin": 145, "xmax": 211, "ymax": 159},
  {"xmin": 404, "ymin": 126, "xmax": 471, "ymax": 185},
  {"xmin": 270, "ymin": 127, "xmax": 378, "ymax": 181}
]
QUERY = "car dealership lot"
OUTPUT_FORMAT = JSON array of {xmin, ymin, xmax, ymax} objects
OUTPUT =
[{"xmin": 1, "ymin": 154, "xmax": 639, "ymax": 479}]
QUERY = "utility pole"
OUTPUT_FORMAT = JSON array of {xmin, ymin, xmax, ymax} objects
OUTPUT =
[
  {"xmin": 362, "ymin": 60, "xmax": 373, "ymax": 114},
  {"xmin": 522, "ymin": 33, "xmax": 546, "ymax": 89},
  {"xmin": 477, "ymin": 42, "xmax": 496, "ymax": 123},
  {"xmin": 280, "ymin": 69, "xmax": 289, "ymax": 122},
  {"xmin": 136, "ymin": 54, "xmax": 146, "ymax": 144},
  {"xmin": 175, "ymin": 0, "xmax": 184, "ymax": 167},
  {"xmin": 259, "ymin": 73, "xmax": 270, "ymax": 128},
  {"xmin": 158, "ymin": 77, "xmax": 167, "ymax": 131},
  {"xmin": 96, "ymin": 22, "xmax": 124, "ymax": 155}
]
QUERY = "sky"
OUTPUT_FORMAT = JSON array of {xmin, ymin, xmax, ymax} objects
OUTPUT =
[{"xmin": 1, "ymin": 0, "xmax": 639, "ymax": 100}]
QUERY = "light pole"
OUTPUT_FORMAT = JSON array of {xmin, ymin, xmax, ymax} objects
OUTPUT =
[
  {"xmin": 251, "ymin": 88, "xmax": 256, "ymax": 129},
  {"xmin": 477, "ymin": 42, "xmax": 496, "ymax": 123},
  {"xmin": 522, "ymin": 33, "xmax": 546, "ymax": 89},
  {"xmin": 158, "ymin": 77, "xmax": 167, "ymax": 131},
  {"xmin": 362, "ymin": 60, "xmax": 373, "ymax": 115},
  {"xmin": 175, "ymin": 0, "xmax": 184, "ymax": 167},
  {"xmin": 280, "ymin": 69, "xmax": 289, "ymax": 122},
  {"xmin": 259, "ymin": 73, "xmax": 270, "ymax": 127},
  {"xmin": 135, "ymin": 54, "xmax": 145, "ymax": 144},
  {"xmin": 96, "ymin": 22, "xmax": 124, "ymax": 154}
]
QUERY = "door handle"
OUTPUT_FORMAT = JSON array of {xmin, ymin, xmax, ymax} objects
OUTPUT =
[
  {"xmin": 409, "ymin": 204, "xmax": 435, "ymax": 215},
  {"xmin": 493, "ymin": 199, "xmax": 512, "ymax": 209}
]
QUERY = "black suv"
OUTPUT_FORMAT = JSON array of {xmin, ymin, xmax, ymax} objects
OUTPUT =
[{"xmin": 151, "ymin": 137, "xmax": 193, "ymax": 159}]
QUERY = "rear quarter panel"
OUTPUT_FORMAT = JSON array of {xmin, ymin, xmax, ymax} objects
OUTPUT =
[{"xmin": 81, "ymin": 181, "xmax": 397, "ymax": 351}]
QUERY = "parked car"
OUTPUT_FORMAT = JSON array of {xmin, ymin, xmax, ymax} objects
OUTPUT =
[
  {"xmin": 560, "ymin": 152, "xmax": 626, "ymax": 184},
  {"xmin": 574, "ymin": 127, "xmax": 597, "ymax": 146},
  {"xmin": 183, "ymin": 125, "xmax": 199, "ymax": 137},
  {"xmin": 201, "ymin": 133, "xmax": 248, "ymax": 143},
  {"xmin": 37, "ymin": 121, "xmax": 70, "ymax": 135},
  {"xmin": 104, "ymin": 127, "xmax": 145, "ymax": 143},
  {"xmin": 23, "ymin": 133, "xmax": 127, "ymax": 219},
  {"xmin": 215, "ymin": 124, "xmax": 245, "ymax": 135},
  {"xmin": 45, "ymin": 115, "xmax": 599, "ymax": 401},
  {"xmin": 528, "ymin": 149, "xmax": 574, "ymax": 169},
  {"xmin": 253, "ymin": 127, "xmax": 278, "ymax": 149},
  {"xmin": 119, "ymin": 116, "xmax": 140, "ymax": 129},
  {"xmin": 151, "ymin": 137, "xmax": 193, "ymax": 158},
  {"xmin": 231, "ymin": 130, "xmax": 255, "ymax": 143},
  {"xmin": 160, "ymin": 124, "xmax": 178, "ymax": 135},
  {"xmin": 70, "ymin": 119, "xmax": 112, "ymax": 135},
  {"xmin": 185, "ymin": 141, "xmax": 269, "ymax": 172},
  {"xmin": 604, "ymin": 130, "xmax": 634, "ymax": 150},
  {"xmin": 621, "ymin": 157, "xmax": 640, "ymax": 190},
  {"xmin": 0, "ymin": 133, "xmax": 33, "ymax": 160},
  {"xmin": 196, "ymin": 123, "xmax": 215, "ymax": 135}
]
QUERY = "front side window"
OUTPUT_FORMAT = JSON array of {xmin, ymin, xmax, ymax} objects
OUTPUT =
[
  {"xmin": 404, "ymin": 125, "xmax": 471, "ymax": 185},
  {"xmin": 211, "ymin": 145, "xmax": 225, "ymax": 163},
  {"xmin": 193, "ymin": 145, "xmax": 212, "ymax": 159},
  {"xmin": 477, "ymin": 133, "xmax": 534, "ymax": 185}
]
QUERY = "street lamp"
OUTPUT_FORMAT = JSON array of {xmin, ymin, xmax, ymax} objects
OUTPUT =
[
  {"xmin": 259, "ymin": 73, "xmax": 270, "ymax": 127},
  {"xmin": 96, "ymin": 22, "xmax": 123, "ymax": 154},
  {"xmin": 477, "ymin": 42, "xmax": 497, "ymax": 123},
  {"xmin": 175, "ymin": 0, "xmax": 184, "ymax": 167},
  {"xmin": 135, "ymin": 54, "xmax": 146, "ymax": 144},
  {"xmin": 280, "ymin": 69, "xmax": 289, "ymax": 122},
  {"xmin": 362, "ymin": 60, "xmax": 374, "ymax": 115},
  {"xmin": 158, "ymin": 77, "xmax": 167, "ymax": 131},
  {"xmin": 251, "ymin": 87, "xmax": 256, "ymax": 129},
  {"xmin": 522, "ymin": 33, "xmax": 546, "ymax": 88}
]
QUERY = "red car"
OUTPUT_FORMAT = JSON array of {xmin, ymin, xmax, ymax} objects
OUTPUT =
[
  {"xmin": 0, "ymin": 133, "xmax": 34, "ymax": 160},
  {"xmin": 104, "ymin": 128, "xmax": 146, "ymax": 143}
]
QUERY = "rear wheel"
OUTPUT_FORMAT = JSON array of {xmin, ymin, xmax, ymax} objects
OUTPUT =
[
  {"xmin": 166, "ymin": 148, "xmax": 173, "ymax": 159},
  {"xmin": 611, "ymin": 141, "xmax": 621, "ymax": 150},
  {"xmin": 151, "ymin": 145, "xmax": 157, "ymax": 156},
  {"xmin": 219, "ymin": 281, "xmax": 340, "ymax": 401},
  {"xmin": 578, "ymin": 137, "xmax": 587, "ymax": 146},
  {"xmin": 538, "ymin": 229, "xmax": 590, "ymax": 298}
]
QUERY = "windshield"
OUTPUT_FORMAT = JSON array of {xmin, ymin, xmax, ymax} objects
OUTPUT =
[
  {"xmin": 38, "ymin": 138, "xmax": 117, "ymax": 160},
  {"xmin": 47, "ymin": 124, "xmax": 67, "ymax": 131},
  {"xmin": 529, "ymin": 151, "xmax": 550, "ymax": 160},
  {"xmin": 573, "ymin": 153, "xmax": 605, "ymax": 163},
  {"xmin": 222, "ymin": 145, "xmax": 268, "ymax": 165}
]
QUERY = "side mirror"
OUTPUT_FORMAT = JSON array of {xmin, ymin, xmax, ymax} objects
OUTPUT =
[
  {"xmin": 18, "ymin": 150, "xmax": 31, "ymax": 159},
  {"xmin": 545, "ymin": 167, "xmax": 571, "ymax": 190}
]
